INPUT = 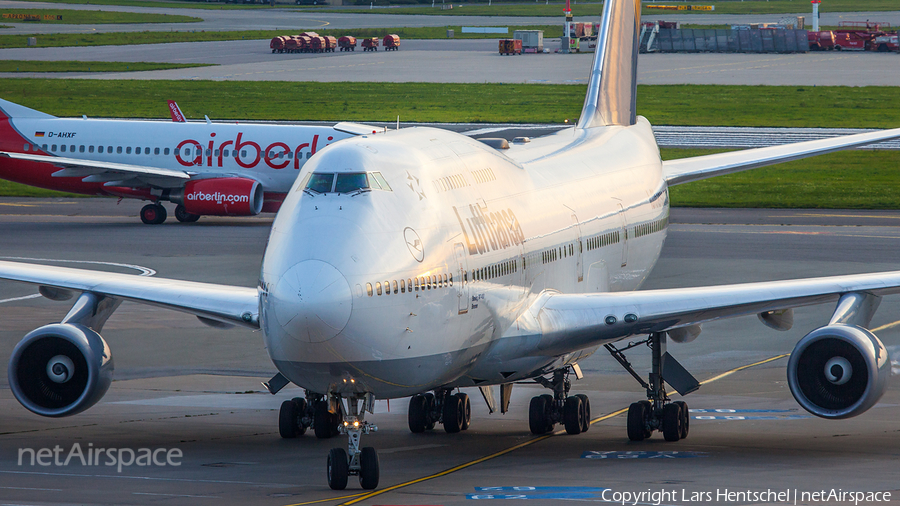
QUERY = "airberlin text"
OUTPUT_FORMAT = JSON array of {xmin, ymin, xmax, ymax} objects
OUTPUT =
[
  {"xmin": 453, "ymin": 203, "xmax": 525, "ymax": 256},
  {"xmin": 175, "ymin": 132, "xmax": 332, "ymax": 169},
  {"xmin": 599, "ymin": 488, "xmax": 890, "ymax": 505}
]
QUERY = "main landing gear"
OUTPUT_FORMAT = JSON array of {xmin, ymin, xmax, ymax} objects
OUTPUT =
[
  {"xmin": 278, "ymin": 391, "xmax": 379, "ymax": 490},
  {"xmin": 408, "ymin": 389, "xmax": 471, "ymax": 433},
  {"xmin": 527, "ymin": 366, "xmax": 591, "ymax": 435},
  {"xmin": 140, "ymin": 203, "xmax": 167, "ymax": 225},
  {"xmin": 606, "ymin": 332, "xmax": 699, "ymax": 442}
]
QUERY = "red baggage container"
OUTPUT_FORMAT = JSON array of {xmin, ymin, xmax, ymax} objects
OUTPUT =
[
  {"xmin": 383, "ymin": 34, "xmax": 400, "ymax": 50},
  {"xmin": 362, "ymin": 37, "xmax": 379, "ymax": 51},
  {"xmin": 297, "ymin": 35, "xmax": 312, "ymax": 52},
  {"xmin": 309, "ymin": 36, "xmax": 326, "ymax": 52},
  {"xmin": 284, "ymin": 37, "xmax": 301, "ymax": 53},
  {"xmin": 300, "ymin": 32, "xmax": 320, "ymax": 39},
  {"xmin": 270, "ymin": 36, "xmax": 286, "ymax": 53},
  {"xmin": 322, "ymin": 35, "xmax": 337, "ymax": 52},
  {"xmin": 338, "ymin": 35, "xmax": 357, "ymax": 51}
]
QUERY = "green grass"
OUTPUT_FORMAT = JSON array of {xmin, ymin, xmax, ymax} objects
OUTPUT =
[
  {"xmin": 0, "ymin": 61, "xmax": 211, "ymax": 72},
  {"xmin": 0, "ymin": 179, "xmax": 85, "ymax": 198},
  {"xmin": 0, "ymin": 25, "xmax": 562, "ymax": 48},
  {"xmin": 664, "ymin": 148, "xmax": 900, "ymax": 209},
  {"xmin": 306, "ymin": 0, "xmax": 898, "ymax": 17},
  {"xmin": 0, "ymin": 9, "xmax": 200, "ymax": 23},
  {"xmin": 11, "ymin": 0, "xmax": 276, "ymax": 9},
  {"xmin": 1, "ymin": 81, "xmax": 898, "ymax": 128}
]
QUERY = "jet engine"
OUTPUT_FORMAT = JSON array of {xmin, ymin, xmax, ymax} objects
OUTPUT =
[
  {"xmin": 7, "ymin": 323, "xmax": 113, "ymax": 417},
  {"xmin": 171, "ymin": 178, "xmax": 264, "ymax": 216},
  {"xmin": 787, "ymin": 324, "xmax": 889, "ymax": 419}
]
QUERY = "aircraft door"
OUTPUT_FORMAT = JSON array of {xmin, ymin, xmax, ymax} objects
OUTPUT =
[
  {"xmin": 617, "ymin": 203, "xmax": 628, "ymax": 267},
  {"xmin": 454, "ymin": 243, "xmax": 469, "ymax": 315},
  {"xmin": 571, "ymin": 213, "xmax": 584, "ymax": 283}
]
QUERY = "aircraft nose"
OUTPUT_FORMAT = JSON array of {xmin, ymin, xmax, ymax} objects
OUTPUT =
[{"xmin": 271, "ymin": 260, "xmax": 352, "ymax": 343}]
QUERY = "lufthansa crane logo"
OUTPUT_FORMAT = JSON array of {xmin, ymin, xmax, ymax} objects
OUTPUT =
[{"xmin": 404, "ymin": 227, "xmax": 424, "ymax": 262}]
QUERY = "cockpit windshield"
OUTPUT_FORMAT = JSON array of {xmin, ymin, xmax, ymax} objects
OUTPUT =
[{"xmin": 300, "ymin": 171, "xmax": 392, "ymax": 195}]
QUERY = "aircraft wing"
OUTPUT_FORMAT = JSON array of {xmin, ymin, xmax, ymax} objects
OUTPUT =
[
  {"xmin": 522, "ymin": 271, "xmax": 900, "ymax": 356},
  {"xmin": 0, "ymin": 260, "xmax": 258, "ymax": 329},
  {"xmin": 663, "ymin": 127, "xmax": 900, "ymax": 186},
  {"xmin": 0, "ymin": 151, "xmax": 191, "ymax": 188}
]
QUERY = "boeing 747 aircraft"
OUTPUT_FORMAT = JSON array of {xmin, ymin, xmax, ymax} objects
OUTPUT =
[
  {"xmin": 0, "ymin": 99, "xmax": 376, "ymax": 223},
  {"xmin": 3, "ymin": 0, "xmax": 900, "ymax": 492}
]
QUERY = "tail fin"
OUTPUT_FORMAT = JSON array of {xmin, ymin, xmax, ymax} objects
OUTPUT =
[{"xmin": 576, "ymin": 0, "xmax": 641, "ymax": 129}]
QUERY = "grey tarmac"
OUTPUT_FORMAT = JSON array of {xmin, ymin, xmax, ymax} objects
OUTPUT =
[{"xmin": 0, "ymin": 203, "xmax": 898, "ymax": 505}]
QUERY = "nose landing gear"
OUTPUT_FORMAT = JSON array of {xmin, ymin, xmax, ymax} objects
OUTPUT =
[{"xmin": 326, "ymin": 393, "xmax": 379, "ymax": 490}]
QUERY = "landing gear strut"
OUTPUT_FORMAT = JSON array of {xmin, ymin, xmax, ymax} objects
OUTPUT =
[
  {"xmin": 527, "ymin": 366, "xmax": 591, "ymax": 435},
  {"xmin": 408, "ymin": 389, "xmax": 471, "ymax": 434},
  {"xmin": 606, "ymin": 332, "xmax": 694, "ymax": 442},
  {"xmin": 325, "ymin": 393, "xmax": 379, "ymax": 490}
]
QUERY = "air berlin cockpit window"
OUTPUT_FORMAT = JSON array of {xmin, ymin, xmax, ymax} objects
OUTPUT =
[
  {"xmin": 334, "ymin": 173, "xmax": 370, "ymax": 193},
  {"xmin": 306, "ymin": 173, "xmax": 335, "ymax": 193}
]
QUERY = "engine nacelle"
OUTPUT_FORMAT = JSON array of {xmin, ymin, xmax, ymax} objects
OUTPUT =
[
  {"xmin": 172, "ymin": 178, "xmax": 264, "ymax": 216},
  {"xmin": 787, "ymin": 324, "xmax": 889, "ymax": 419},
  {"xmin": 8, "ymin": 323, "xmax": 114, "ymax": 417}
]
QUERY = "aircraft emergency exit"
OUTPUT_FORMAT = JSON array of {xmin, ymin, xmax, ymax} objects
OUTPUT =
[
  {"xmin": 3, "ymin": 0, "xmax": 900, "ymax": 493},
  {"xmin": 0, "ymin": 99, "xmax": 379, "ymax": 223}
]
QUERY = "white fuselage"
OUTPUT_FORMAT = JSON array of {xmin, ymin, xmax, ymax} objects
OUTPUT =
[{"xmin": 260, "ymin": 119, "xmax": 669, "ymax": 399}]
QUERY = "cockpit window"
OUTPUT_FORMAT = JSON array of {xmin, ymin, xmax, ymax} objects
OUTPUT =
[
  {"xmin": 306, "ymin": 173, "xmax": 335, "ymax": 193},
  {"xmin": 372, "ymin": 172, "xmax": 391, "ymax": 191},
  {"xmin": 334, "ymin": 173, "xmax": 370, "ymax": 193}
]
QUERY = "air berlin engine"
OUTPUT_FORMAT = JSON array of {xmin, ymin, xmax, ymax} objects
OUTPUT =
[{"xmin": 172, "ymin": 178, "xmax": 264, "ymax": 216}]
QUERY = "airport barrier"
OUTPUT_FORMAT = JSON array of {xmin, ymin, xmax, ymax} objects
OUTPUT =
[{"xmin": 642, "ymin": 29, "xmax": 810, "ymax": 53}]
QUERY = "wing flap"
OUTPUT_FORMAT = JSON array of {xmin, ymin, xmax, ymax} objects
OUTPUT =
[
  {"xmin": 0, "ymin": 260, "xmax": 258, "ymax": 329},
  {"xmin": 522, "ymin": 270, "xmax": 900, "ymax": 357},
  {"xmin": 663, "ymin": 127, "xmax": 900, "ymax": 186}
]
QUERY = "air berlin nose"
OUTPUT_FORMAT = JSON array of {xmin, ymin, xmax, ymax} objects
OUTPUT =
[{"xmin": 271, "ymin": 260, "xmax": 352, "ymax": 343}]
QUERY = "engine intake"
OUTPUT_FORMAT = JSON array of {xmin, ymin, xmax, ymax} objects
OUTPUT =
[
  {"xmin": 8, "ymin": 323, "xmax": 113, "ymax": 417},
  {"xmin": 787, "ymin": 324, "xmax": 889, "ymax": 419},
  {"xmin": 172, "ymin": 177, "xmax": 264, "ymax": 216}
]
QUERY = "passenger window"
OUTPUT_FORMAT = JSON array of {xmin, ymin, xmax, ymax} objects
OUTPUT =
[
  {"xmin": 414, "ymin": 278, "xmax": 419, "ymax": 291},
  {"xmin": 384, "ymin": 281, "xmax": 390, "ymax": 295},
  {"xmin": 449, "ymin": 274, "xmax": 453, "ymax": 286},
  {"xmin": 393, "ymin": 281, "xmax": 398, "ymax": 294},
  {"xmin": 42, "ymin": 144, "xmax": 47, "ymax": 150},
  {"xmin": 126, "ymin": 147, "xmax": 132, "ymax": 154},
  {"xmin": 375, "ymin": 282, "xmax": 382, "ymax": 296},
  {"xmin": 88, "ymin": 146, "xmax": 94, "ymax": 153},
  {"xmin": 242, "ymin": 150, "xmax": 247, "ymax": 157},
  {"xmin": 164, "ymin": 148, "xmax": 170, "ymax": 155},
  {"xmin": 400, "ymin": 279, "xmax": 406, "ymax": 293},
  {"xmin": 60, "ymin": 145, "xmax": 66, "ymax": 152},
  {"xmin": 215, "ymin": 149, "xmax": 220, "ymax": 157},
  {"xmin": 70, "ymin": 145, "xmax": 75, "ymax": 152},
  {"xmin": 79, "ymin": 145, "xmax": 85, "ymax": 153},
  {"xmin": 51, "ymin": 145, "xmax": 57, "ymax": 151},
  {"xmin": 366, "ymin": 283, "xmax": 373, "ymax": 296},
  {"xmin": 407, "ymin": 278, "xmax": 412, "ymax": 291},
  {"xmin": 205, "ymin": 149, "xmax": 211, "ymax": 157},
  {"xmin": 443, "ymin": 274, "xmax": 448, "ymax": 286},
  {"xmin": 287, "ymin": 152, "xmax": 292, "ymax": 159},
  {"xmin": 420, "ymin": 276, "xmax": 426, "ymax": 290},
  {"xmin": 432, "ymin": 275, "xmax": 437, "ymax": 288},
  {"xmin": 306, "ymin": 173, "xmax": 335, "ymax": 193},
  {"xmin": 335, "ymin": 173, "xmax": 370, "ymax": 193},
  {"xmin": 154, "ymin": 147, "xmax": 160, "ymax": 155},
  {"xmin": 23, "ymin": 143, "xmax": 31, "ymax": 151},
  {"xmin": 144, "ymin": 147, "xmax": 149, "ymax": 154},
  {"xmin": 174, "ymin": 148, "xmax": 180, "ymax": 155}
]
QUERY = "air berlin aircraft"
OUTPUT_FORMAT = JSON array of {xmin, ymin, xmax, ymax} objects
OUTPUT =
[{"xmin": 0, "ymin": 99, "xmax": 378, "ymax": 223}]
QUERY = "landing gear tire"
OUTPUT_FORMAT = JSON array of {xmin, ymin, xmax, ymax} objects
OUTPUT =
[
  {"xmin": 326, "ymin": 448, "xmax": 349, "ymax": 490},
  {"xmin": 442, "ymin": 393, "xmax": 464, "ymax": 433},
  {"xmin": 627, "ymin": 401, "xmax": 649, "ymax": 441},
  {"xmin": 279, "ymin": 397, "xmax": 307, "ymax": 438},
  {"xmin": 456, "ymin": 392, "xmax": 471, "ymax": 430},
  {"xmin": 674, "ymin": 400, "xmax": 689, "ymax": 440},
  {"xmin": 423, "ymin": 393, "xmax": 436, "ymax": 430},
  {"xmin": 314, "ymin": 401, "xmax": 338, "ymax": 439},
  {"xmin": 408, "ymin": 395, "xmax": 427, "ymax": 433},
  {"xmin": 563, "ymin": 395, "xmax": 584, "ymax": 435},
  {"xmin": 662, "ymin": 403, "xmax": 683, "ymax": 442},
  {"xmin": 174, "ymin": 204, "xmax": 200, "ymax": 223},
  {"xmin": 528, "ymin": 395, "xmax": 553, "ymax": 435},
  {"xmin": 358, "ymin": 446, "xmax": 379, "ymax": 490},
  {"xmin": 140, "ymin": 203, "xmax": 167, "ymax": 225},
  {"xmin": 576, "ymin": 394, "xmax": 590, "ymax": 433}
]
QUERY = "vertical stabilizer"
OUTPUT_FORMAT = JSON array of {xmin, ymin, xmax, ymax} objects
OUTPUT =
[{"xmin": 576, "ymin": 0, "xmax": 641, "ymax": 129}]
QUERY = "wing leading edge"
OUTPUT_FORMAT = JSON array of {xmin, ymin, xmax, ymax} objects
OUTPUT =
[
  {"xmin": 514, "ymin": 270, "xmax": 900, "ymax": 357},
  {"xmin": 0, "ymin": 260, "xmax": 258, "ymax": 329},
  {"xmin": 663, "ymin": 127, "xmax": 900, "ymax": 186}
]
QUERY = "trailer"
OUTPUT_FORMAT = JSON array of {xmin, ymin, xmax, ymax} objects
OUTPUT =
[
  {"xmin": 322, "ymin": 36, "xmax": 337, "ymax": 52},
  {"xmin": 383, "ymin": 34, "xmax": 400, "ymax": 51},
  {"xmin": 498, "ymin": 39, "xmax": 522, "ymax": 55},
  {"xmin": 284, "ymin": 36, "xmax": 302, "ymax": 53},
  {"xmin": 338, "ymin": 36, "xmax": 357, "ymax": 51},
  {"xmin": 270, "ymin": 36, "xmax": 287, "ymax": 53},
  {"xmin": 362, "ymin": 37, "xmax": 379, "ymax": 51}
]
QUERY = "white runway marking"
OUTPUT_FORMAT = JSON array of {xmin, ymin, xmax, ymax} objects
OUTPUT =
[{"xmin": 0, "ymin": 294, "xmax": 42, "ymax": 304}]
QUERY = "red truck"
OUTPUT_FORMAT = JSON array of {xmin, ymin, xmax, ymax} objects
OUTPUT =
[
  {"xmin": 338, "ymin": 36, "xmax": 357, "ymax": 51},
  {"xmin": 383, "ymin": 34, "xmax": 400, "ymax": 51},
  {"xmin": 499, "ymin": 39, "xmax": 522, "ymax": 55},
  {"xmin": 270, "ymin": 36, "xmax": 287, "ymax": 53}
]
